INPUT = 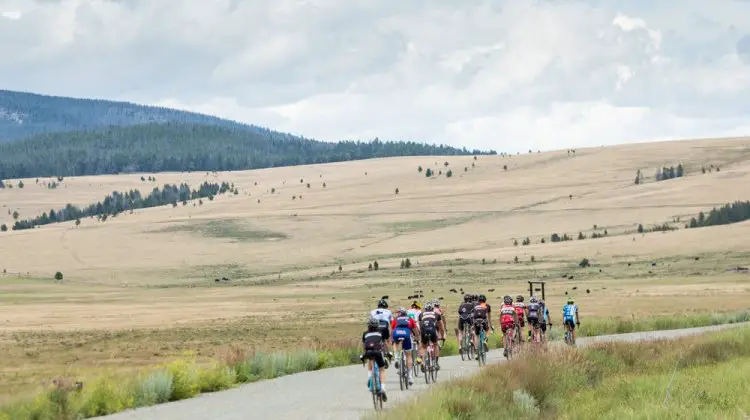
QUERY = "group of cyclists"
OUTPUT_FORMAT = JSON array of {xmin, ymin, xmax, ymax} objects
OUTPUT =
[{"xmin": 361, "ymin": 293, "xmax": 581, "ymax": 401}]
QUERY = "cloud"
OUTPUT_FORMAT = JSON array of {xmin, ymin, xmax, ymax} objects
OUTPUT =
[{"xmin": 1, "ymin": 0, "xmax": 750, "ymax": 151}]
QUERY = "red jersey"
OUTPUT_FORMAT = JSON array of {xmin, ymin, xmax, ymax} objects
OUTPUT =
[
  {"xmin": 391, "ymin": 316, "xmax": 417, "ymax": 330},
  {"xmin": 513, "ymin": 302, "xmax": 526, "ymax": 318},
  {"xmin": 500, "ymin": 304, "xmax": 516, "ymax": 324}
]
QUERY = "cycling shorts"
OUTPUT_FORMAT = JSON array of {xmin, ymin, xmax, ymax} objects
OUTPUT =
[
  {"xmin": 564, "ymin": 319, "xmax": 576, "ymax": 330},
  {"xmin": 527, "ymin": 316, "xmax": 540, "ymax": 327},
  {"xmin": 363, "ymin": 350, "xmax": 386, "ymax": 368},
  {"xmin": 421, "ymin": 328, "xmax": 439, "ymax": 344},
  {"xmin": 501, "ymin": 321, "xmax": 515, "ymax": 334},
  {"xmin": 377, "ymin": 326, "xmax": 390, "ymax": 341},
  {"xmin": 473, "ymin": 318, "xmax": 489, "ymax": 335},
  {"xmin": 457, "ymin": 316, "xmax": 473, "ymax": 331},
  {"xmin": 392, "ymin": 327, "xmax": 413, "ymax": 351}
]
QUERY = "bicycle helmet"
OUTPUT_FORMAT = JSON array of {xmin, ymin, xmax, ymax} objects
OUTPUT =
[
  {"xmin": 433, "ymin": 300, "xmax": 441, "ymax": 307},
  {"xmin": 397, "ymin": 307, "xmax": 407, "ymax": 316},
  {"xmin": 478, "ymin": 294, "xmax": 486, "ymax": 302},
  {"xmin": 516, "ymin": 295, "xmax": 524, "ymax": 302},
  {"xmin": 463, "ymin": 294, "xmax": 471, "ymax": 302},
  {"xmin": 412, "ymin": 300, "xmax": 422, "ymax": 309},
  {"xmin": 529, "ymin": 296, "xmax": 538, "ymax": 304},
  {"xmin": 567, "ymin": 297, "xmax": 574, "ymax": 304},
  {"xmin": 367, "ymin": 317, "xmax": 379, "ymax": 329},
  {"xmin": 503, "ymin": 295, "xmax": 512, "ymax": 305},
  {"xmin": 424, "ymin": 303, "xmax": 434, "ymax": 311},
  {"xmin": 377, "ymin": 298, "xmax": 388, "ymax": 309}
]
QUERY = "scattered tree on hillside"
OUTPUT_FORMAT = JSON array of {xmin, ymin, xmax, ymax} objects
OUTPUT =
[
  {"xmin": 513, "ymin": 239, "xmax": 519, "ymax": 246},
  {"xmin": 522, "ymin": 237, "xmax": 531, "ymax": 246},
  {"xmin": 638, "ymin": 224, "xmax": 644, "ymax": 233},
  {"xmin": 395, "ymin": 188, "xmax": 399, "ymax": 194},
  {"xmin": 578, "ymin": 232, "xmax": 586, "ymax": 240},
  {"xmin": 579, "ymin": 258, "xmax": 590, "ymax": 268},
  {"xmin": 418, "ymin": 166, "xmax": 423, "ymax": 173},
  {"xmin": 54, "ymin": 272, "xmax": 63, "ymax": 281},
  {"xmin": 425, "ymin": 168, "xmax": 433, "ymax": 177},
  {"xmin": 514, "ymin": 256, "xmax": 519, "ymax": 263},
  {"xmin": 11, "ymin": 181, "xmax": 232, "ymax": 231},
  {"xmin": 373, "ymin": 261, "xmax": 379, "ymax": 271},
  {"xmin": 18, "ymin": 180, "xmax": 24, "ymax": 188},
  {"xmin": 75, "ymin": 218, "xmax": 81, "ymax": 227},
  {"xmin": 503, "ymin": 165, "xmax": 508, "ymax": 171},
  {"xmin": 530, "ymin": 255, "xmax": 536, "ymax": 262},
  {"xmin": 688, "ymin": 201, "xmax": 750, "ymax": 228},
  {"xmin": 634, "ymin": 169, "xmax": 643, "ymax": 185},
  {"xmin": 0, "ymin": 224, "xmax": 7, "ymax": 232},
  {"xmin": 446, "ymin": 169, "xmax": 453, "ymax": 178},
  {"xmin": 12, "ymin": 211, "xmax": 19, "ymax": 220}
]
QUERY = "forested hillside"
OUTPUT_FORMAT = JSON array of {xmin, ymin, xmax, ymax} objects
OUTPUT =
[
  {"xmin": 0, "ymin": 123, "xmax": 493, "ymax": 178},
  {"xmin": 0, "ymin": 89, "xmax": 262, "ymax": 141}
]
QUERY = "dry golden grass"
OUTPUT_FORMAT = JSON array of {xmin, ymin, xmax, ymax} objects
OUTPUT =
[{"xmin": 1, "ymin": 136, "xmax": 750, "ymax": 401}]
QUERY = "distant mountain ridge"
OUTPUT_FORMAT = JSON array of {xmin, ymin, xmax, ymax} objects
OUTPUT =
[
  {"xmin": 0, "ymin": 89, "xmax": 271, "ymax": 142},
  {"xmin": 0, "ymin": 90, "xmax": 495, "ymax": 179}
]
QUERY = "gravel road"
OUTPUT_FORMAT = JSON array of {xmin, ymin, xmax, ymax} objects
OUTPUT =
[{"xmin": 98, "ymin": 322, "xmax": 747, "ymax": 420}]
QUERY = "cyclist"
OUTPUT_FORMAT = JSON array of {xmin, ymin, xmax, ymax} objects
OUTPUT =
[
  {"xmin": 471, "ymin": 294, "xmax": 492, "ymax": 359},
  {"xmin": 526, "ymin": 296, "xmax": 542, "ymax": 342},
  {"xmin": 406, "ymin": 301, "xmax": 423, "ymax": 364},
  {"xmin": 513, "ymin": 295, "xmax": 527, "ymax": 341},
  {"xmin": 433, "ymin": 299, "xmax": 447, "ymax": 345},
  {"xmin": 563, "ymin": 297, "xmax": 580, "ymax": 342},
  {"xmin": 391, "ymin": 307, "xmax": 419, "ymax": 385},
  {"xmin": 499, "ymin": 295, "xmax": 519, "ymax": 357},
  {"xmin": 418, "ymin": 303, "xmax": 444, "ymax": 370},
  {"xmin": 456, "ymin": 294, "xmax": 475, "ymax": 350},
  {"xmin": 539, "ymin": 299, "xmax": 551, "ymax": 340},
  {"xmin": 362, "ymin": 317, "xmax": 389, "ymax": 401},
  {"xmin": 369, "ymin": 298, "xmax": 394, "ymax": 356}
]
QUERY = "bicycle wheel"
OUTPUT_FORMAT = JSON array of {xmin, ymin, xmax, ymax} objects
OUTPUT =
[
  {"xmin": 371, "ymin": 363, "xmax": 381, "ymax": 410},
  {"xmin": 460, "ymin": 330, "xmax": 467, "ymax": 361},
  {"xmin": 504, "ymin": 332, "xmax": 512, "ymax": 360},
  {"xmin": 431, "ymin": 353, "xmax": 438, "ymax": 383},
  {"xmin": 478, "ymin": 330, "xmax": 486, "ymax": 366},
  {"xmin": 398, "ymin": 351, "xmax": 405, "ymax": 391}
]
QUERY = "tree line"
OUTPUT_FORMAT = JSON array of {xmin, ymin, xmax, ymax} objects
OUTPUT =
[
  {"xmin": 0, "ymin": 123, "xmax": 496, "ymax": 179},
  {"xmin": 688, "ymin": 201, "xmax": 750, "ymax": 229},
  {"xmin": 8, "ymin": 181, "xmax": 232, "ymax": 231}
]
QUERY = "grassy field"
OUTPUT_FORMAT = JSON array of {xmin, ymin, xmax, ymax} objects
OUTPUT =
[
  {"xmin": 1, "ymin": 137, "xmax": 750, "ymax": 404},
  {"xmin": 379, "ymin": 326, "xmax": 750, "ymax": 419}
]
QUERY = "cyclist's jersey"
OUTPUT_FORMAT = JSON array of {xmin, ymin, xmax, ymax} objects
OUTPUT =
[
  {"xmin": 418, "ymin": 311, "xmax": 441, "ymax": 331},
  {"xmin": 458, "ymin": 302, "xmax": 474, "ymax": 319},
  {"xmin": 472, "ymin": 303, "xmax": 488, "ymax": 321},
  {"xmin": 563, "ymin": 304, "xmax": 578, "ymax": 321},
  {"xmin": 434, "ymin": 307, "xmax": 443, "ymax": 317},
  {"xmin": 391, "ymin": 315, "xmax": 416, "ymax": 331},
  {"xmin": 527, "ymin": 302, "xmax": 541, "ymax": 319},
  {"xmin": 514, "ymin": 302, "xmax": 526, "ymax": 318},
  {"xmin": 541, "ymin": 304, "xmax": 550, "ymax": 323},
  {"xmin": 407, "ymin": 308, "xmax": 421, "ymax": 321},
  {"xmin": 500, "ymin": 304, "xmax": 516, "ymax": 323},
  {"xmin": 362, "ymin": 331, "xmax": 384, "ymax": 352},
  {"xmin": 369, "ymin": 308, "xmax": 393, "ymax": 329}
]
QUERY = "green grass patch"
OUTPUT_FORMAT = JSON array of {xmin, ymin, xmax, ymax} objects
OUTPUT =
[
  {"xmin": 152, "ymin": 219, "xmax": 287, "ymax": 242},
  {"xmin": 380, "ymin": 326, "xmax": 750, "ymax": 420},
  {"xmin": 579, "ymin": 311, "xmax": 750, "ymax": 337}
]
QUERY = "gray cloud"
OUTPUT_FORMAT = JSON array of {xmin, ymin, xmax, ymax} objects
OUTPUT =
[{"xmin": 1, "ymin": 0, "xmax": 750, "ymax": 151}]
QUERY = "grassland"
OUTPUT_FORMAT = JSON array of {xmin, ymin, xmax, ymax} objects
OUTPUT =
[
  {"xmin": 0, "ymin": 137, "xmax": 749, "ymax": 405},
  {"xmin": 379, "ymin": 326, "xmax": 750, "ymax": 419}
]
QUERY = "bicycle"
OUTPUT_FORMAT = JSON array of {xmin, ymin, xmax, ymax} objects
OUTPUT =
[
  {"xmin": 459, "ymin": 321, "xmax": 474, "ymax": 361},
  {"xmin": 364, "ymin": 355, "xmax": 385, "ymax": 410},
  {"xmin": 503, "ymin": 326, "xmax": 514, "ymax": 360},
  {"xmin": 514, "ymin": 321, "xmax": 523, "ymax": 350},
  {"xmin": 530, "ymin": 321, "xmax": 543, "ymax": 346},
  {"xmin": 423, "ymin": 340, "xmax": 438, "ymax": 384},
  {"xmin": 410, "ymin": 334, "xmax": 420, "ymax": 378},
  {"xmin": 394, "ymin": 338, "xmax": 410, "ymax": 391},
  {"xmin": 564, "ymin": 321, "xmax": 579, "ymax": 346},
  {"xmin": 476, "ymin": 325, "xmax": 487, "ymax": 366}
]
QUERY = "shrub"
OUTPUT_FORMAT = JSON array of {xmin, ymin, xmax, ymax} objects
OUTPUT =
[
  {"xmin": 12, "ymin": 211, "xmax": 19, "ymax": 220},
  {"xmin": 400, "ymin": 260, "xmax": 405, "ymax": 269},
  {"xmin": 306, "ymin": 183, "xmax": 310, "ymax": 188},
  {"xmin": 373, "ymin": 261, "xmax": 379, "ymax": 270},
  {"xmin": 579, "ymin": 258, "xmax": 590, "ymax": 268},
  {"xmin": 198, "ymin": 363, "xmax": 236, "ymax": 393},
  {"xmin": 140, "ymin": 176, "xmax": 145, "ymax": 181},
  {"xmin": 446, "ymin": 170, "xmax": 453, "ymax": 178},
  {"xmin": 503, "ymin": 165, "xmax": 508, "ymax": 170},
  {"xmin": 522, "ymin": 237, "xmax": 531, "ymax": 246},
  {"xmin": 323, "ymin": 182, "xmax": 326, "ymax": 188},
  {"xmin": 338, "ymin": 264, "xmax": 342, "ymax": 272},
  {"xmin": 637, "ymin": 224, "xmax": 644, "ymax": 233},
  {"xmin": 55, "ymin": 272, "xmax": 63, "ymax": 281},
  {"xmin": 368, "ymin": 263, "xmax": 373, "ymax": 271},
  {"xmin": 513, "ymin": 239, "xmax": 519, "ymax": 246},
  {"xmin": 135, "ymin": 370, "xmax": 173, "ymax": 407},
  {"xmin": 577, "ymin": 232, "xmax": 586, "ymax": 240},
  {"xmin": 404, "ymin": 258, "xmax": 411, "ymax": 268},
  {"xmin": 418, "ymin": 166, "xmax": 423, "ymax": 173},
  {"xmin": 395, "ymin": 188, "xmax": 399, "ymax": 194},
  {"xmin": 514, "ymin": 256, "xmax": 519, "ymax": 263},
  {"xmin": 0, "ymin": 224, "xmax": 6, "ymax": 232},
  {"xmin": 18, "ymin": 180, "xmax": 24, "ymax": 188},
  {"xmin": 77, "ymin": 376, "xmax": 133, "ymax": 417},
  {"xmin": 551, "ymin": 233, "xmax": 561, "ymax": 242},
  {"xmin": 540, "ymin": 238, "xmax": 545, "ymax": 244},
  {"xmin": 425, "ymin": 168, "xmax": 433, "ymax": 177},
  {"xmin": 166, "ymin": 359, "xmax": 200, "ymax": 401}
]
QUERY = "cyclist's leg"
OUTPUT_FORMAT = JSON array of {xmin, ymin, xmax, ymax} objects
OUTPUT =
[{"xmin": 433, "ymin": 331, "xmax": 441, "ymax": 365}]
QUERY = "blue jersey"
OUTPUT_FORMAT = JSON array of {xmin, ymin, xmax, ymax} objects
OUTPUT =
[{"xmin": 562, "ymin": 304, "xmax": 577, "ymax": 321}]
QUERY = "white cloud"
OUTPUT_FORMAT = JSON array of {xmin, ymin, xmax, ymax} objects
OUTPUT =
[
  {"xmin": 1, "ymin": 0, "xmax": 750, "ymax": 152},
  {"xmin": 1, "ymin": 10, "xmax": 22, "ymax": 20}
]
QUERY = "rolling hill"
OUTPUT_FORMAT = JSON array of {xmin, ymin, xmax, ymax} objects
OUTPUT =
[
  {"xmin": 0, "ymin": 89, "xmax": 262, "ymax": 142},
  {"xmin": 0, "ymin": 90, "xmax": 495, "ymax": 178}
]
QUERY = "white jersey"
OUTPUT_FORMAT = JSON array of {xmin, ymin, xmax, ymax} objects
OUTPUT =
[
  {"xmin": 370, "ymin": 308, "xmax": 393, "ymax": 328},
  {"xmin": 407, "ymin": 308, "xmax": 422, "ymax": 321}
]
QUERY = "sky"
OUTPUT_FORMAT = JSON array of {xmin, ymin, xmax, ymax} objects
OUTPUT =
[{"xmin": 2, "ymin": 0, "xmax": 750, "ymax": 152}]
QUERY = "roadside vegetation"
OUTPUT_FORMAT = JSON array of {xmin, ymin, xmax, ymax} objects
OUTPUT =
[{"xmin": 381, "ymin": 326, "xmax": 750, "ymax": 419}]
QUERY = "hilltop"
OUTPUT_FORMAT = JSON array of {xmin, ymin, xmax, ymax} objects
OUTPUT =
[{"xmin": 0, "ymin": 89, "xmax": 260, "ymax": 142}]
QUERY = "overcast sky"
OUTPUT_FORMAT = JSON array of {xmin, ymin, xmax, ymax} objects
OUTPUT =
[{"xmin": 2, "ymin": 0, "xmax": 750, "ymax": 151}]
